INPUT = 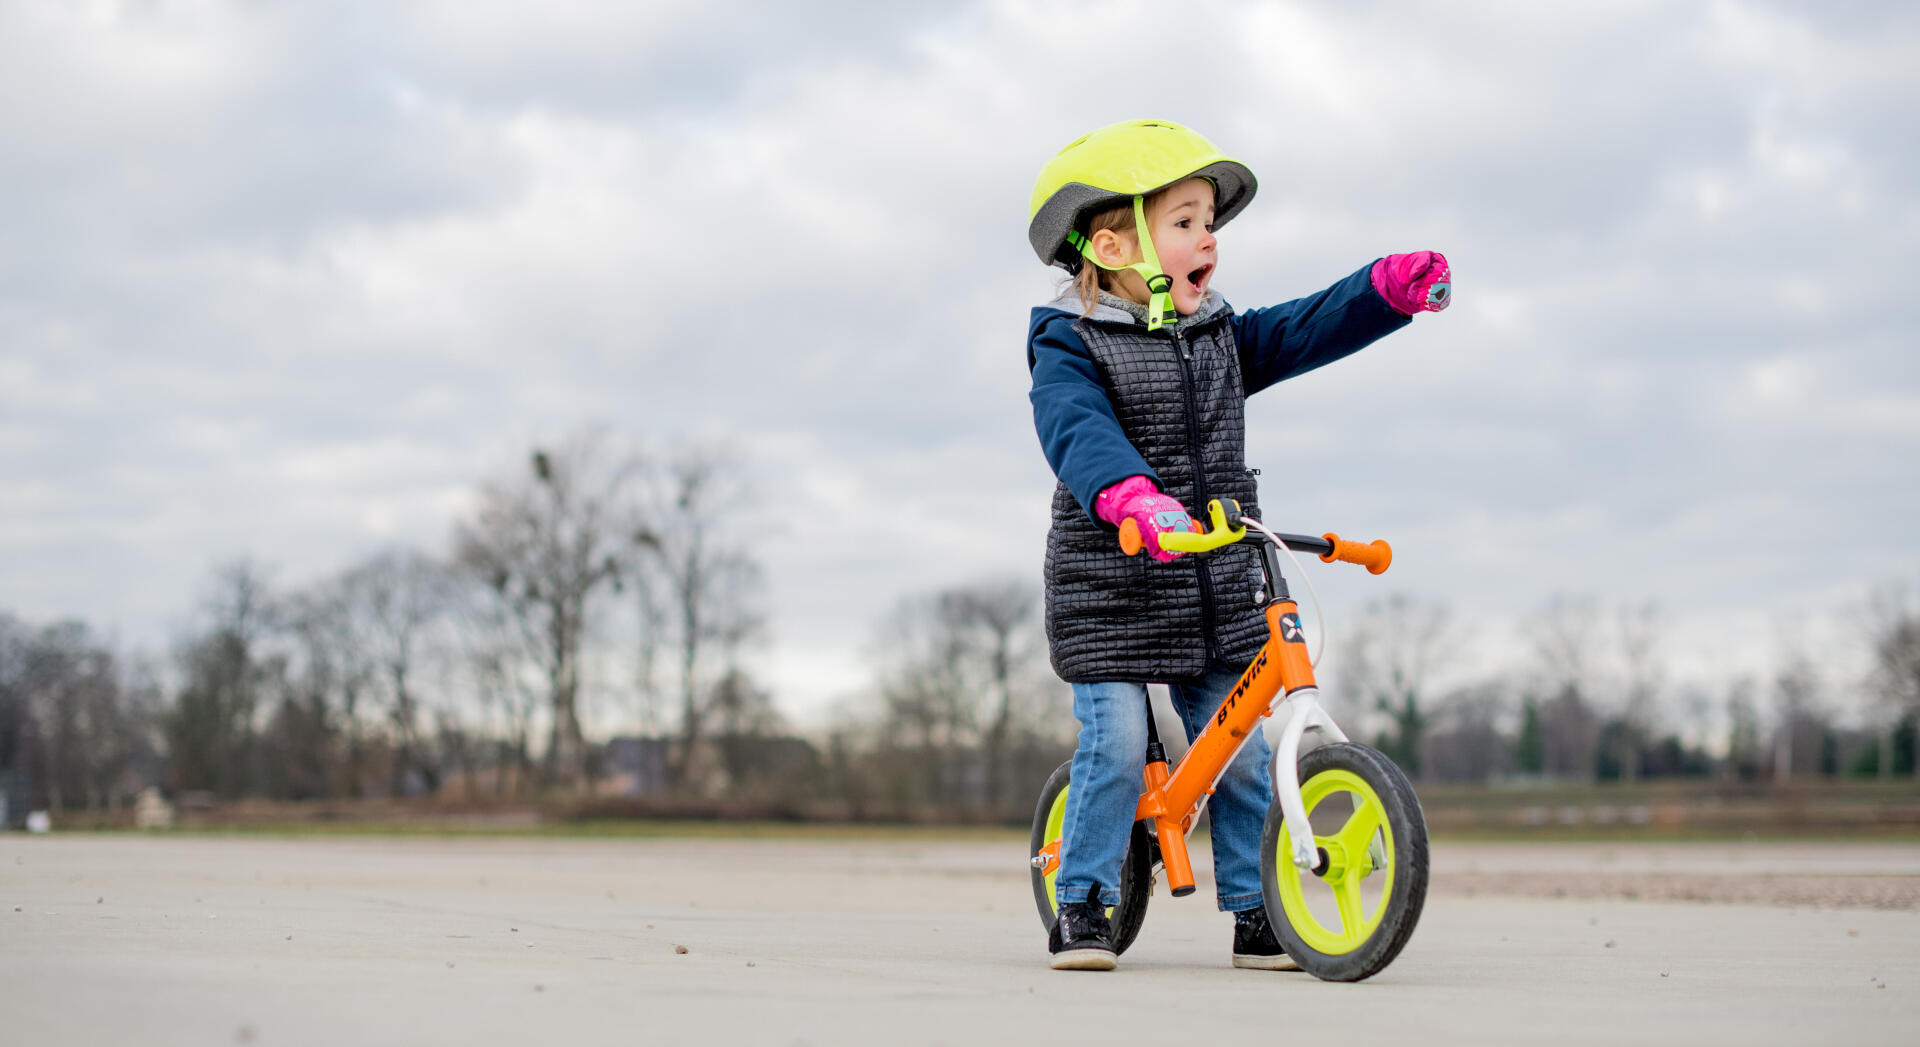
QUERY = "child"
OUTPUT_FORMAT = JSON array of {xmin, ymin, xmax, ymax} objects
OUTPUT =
[{"xmin": 1025, "ymin": 119, "xmax": 1449, "ymax": 971}]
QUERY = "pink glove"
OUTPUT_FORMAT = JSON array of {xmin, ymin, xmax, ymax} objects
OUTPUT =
[
  {"xmin": 1096, "ymin": 475, "xmax": 1197, "ymax": 563},
  {"xmin": 1370, "ymin": 251, "xmax": 1451, "ymax": 315}
]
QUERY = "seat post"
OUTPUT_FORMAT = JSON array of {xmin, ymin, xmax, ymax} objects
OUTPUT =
[{"xmin": 1137, "ymin": 687, "xmax": 1195, "ymax": 896}]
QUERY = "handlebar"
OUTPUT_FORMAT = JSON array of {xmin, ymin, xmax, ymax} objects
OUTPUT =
[
  {"xmin": 1118, "ymin": 499, "xmax": 1392, "ymax": 575},
  {"xmin": 1318, "ymin": 532, "xmax": 1393, "ymax": 575}
]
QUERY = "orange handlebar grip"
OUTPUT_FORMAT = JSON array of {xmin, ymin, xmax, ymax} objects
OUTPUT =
[
  {"xmin": 1320, "ymin": 532, "xmax": 1393, "ymax": 574},
  {"xmin": 1118, "ymin": 517, "xmax": 1143, "ymax": 556}
]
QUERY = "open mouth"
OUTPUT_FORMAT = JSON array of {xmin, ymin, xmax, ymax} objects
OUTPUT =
[{"xmin": 1187, "ymin": 264, "xmax": 1214, "ymax": 295}]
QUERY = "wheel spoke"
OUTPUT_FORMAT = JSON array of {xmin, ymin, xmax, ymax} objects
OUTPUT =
[
  {"xmin": 1333, "ymin": 875, "xmax": 1366, "ymax": 933},
  {"xmin": 1335, "ymin": 795, "xmax": 1386, "ymax": 859}
]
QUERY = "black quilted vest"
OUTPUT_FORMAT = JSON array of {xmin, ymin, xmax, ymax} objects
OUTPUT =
[{"xmin": 1045, "ymin": 307, "xmax": 1267, "ymax": 683}]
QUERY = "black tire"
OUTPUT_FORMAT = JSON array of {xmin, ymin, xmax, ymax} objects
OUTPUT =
[
  {"xmin": 1029, "ymin": 760, "xmax": 1152, "ymax": 955},
  {"xmin": 1259, "ymin": 743, "xmax": 1427, "ymax": 982}
]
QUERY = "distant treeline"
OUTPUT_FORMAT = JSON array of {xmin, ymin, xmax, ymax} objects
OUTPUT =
[
  {"xmin": 0, "ymin": 432, "xmax": 1080, "ymax": 824},
  {"xmin": 4, "ymin": 434, "xmax": 1919, "ymax": 826}
]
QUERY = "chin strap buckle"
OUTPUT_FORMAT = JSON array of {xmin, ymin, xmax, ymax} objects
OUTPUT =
[{"xmin": 1144, "ymin": 273, "xmax": 1175, "ymax": 331}]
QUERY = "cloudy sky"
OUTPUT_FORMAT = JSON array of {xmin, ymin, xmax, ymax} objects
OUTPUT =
[{"xmin": 3, "ymin": 0, "xmax": 1915, "ymax": 731}]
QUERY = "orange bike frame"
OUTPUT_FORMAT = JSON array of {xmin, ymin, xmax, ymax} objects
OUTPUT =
[
  {"xmin": 1039, "ymin": 509, "xmax": 1386, "ymax": 894},
  {"xmin": 1134, "ymin": 595, "xmax": 1349, "ymax": 894}
]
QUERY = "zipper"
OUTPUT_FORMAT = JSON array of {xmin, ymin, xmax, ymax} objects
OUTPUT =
[{"xmin": 1172, "ymin": 326, "xmax": 1218, "ymax": 662}]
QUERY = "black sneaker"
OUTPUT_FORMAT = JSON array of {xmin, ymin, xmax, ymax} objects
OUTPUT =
[
  {"xmin": 1048, "ymin": 884, "xmax": 1117, "ymax": 971},
  {"xmin": 1232, "ymin": 906, "xmax": 1300, "ymax": 971}
]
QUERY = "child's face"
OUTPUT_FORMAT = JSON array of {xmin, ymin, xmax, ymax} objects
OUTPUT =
[
  {"xmin": 1147, "ymin": 178, "xmax": 1218, "ymax": 315},
  {"xmin": 1093, "ymin": 177, "xmax": 1219, "ymax": 315}
]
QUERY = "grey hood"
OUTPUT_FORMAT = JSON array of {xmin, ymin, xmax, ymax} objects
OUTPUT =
[{"xmin": 1044, "ymin": 285, "xmax": 1231, "ymax": 328}]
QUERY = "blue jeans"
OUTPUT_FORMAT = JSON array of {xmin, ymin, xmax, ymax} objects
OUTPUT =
[{"xmin": 1056, "ymin": 659, "xmax": 1274, "ymax": 913}]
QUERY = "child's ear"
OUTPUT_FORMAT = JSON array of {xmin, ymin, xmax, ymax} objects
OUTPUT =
[{"xmin": 1088, "ymin": 228, "xmax": 1138, "ymax": 268}]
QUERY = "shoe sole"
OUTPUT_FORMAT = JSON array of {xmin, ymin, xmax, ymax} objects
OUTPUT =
[
  {"xmin": 1233, "ymin": 953, "xmax": 1302, "ymax": 971},
  {"xmin": 1050, "ymin": 948, "xmax": 1118, "ymax": 971}
]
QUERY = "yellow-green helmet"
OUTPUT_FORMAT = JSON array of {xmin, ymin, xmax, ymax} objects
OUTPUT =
[{"xmin": 1027, "ymin": 118, "xmax": 1257, "ymax": 271}]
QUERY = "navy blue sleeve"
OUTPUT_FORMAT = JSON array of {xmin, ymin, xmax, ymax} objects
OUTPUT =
[
  {"xmin": 1027, "ymin": 308, "xmax": 1158, "ymax": 525},
  {"xmin": 1231, "ymin": 261, "xmax": 1413, "ymax": 396}
]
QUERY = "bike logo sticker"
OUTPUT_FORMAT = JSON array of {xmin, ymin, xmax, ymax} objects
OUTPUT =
[
  {"xmin": 1216, "ymin": 647, "xmax": 1269, "ymax": 727},
  {"xmin": 1279, "ymin": 613, "xmax": 1304, "ymax": 644}
]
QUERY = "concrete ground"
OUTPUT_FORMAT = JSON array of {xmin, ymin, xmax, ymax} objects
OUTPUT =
[{"xmin": 3, "ymin": 833, "xmax": 1917, "ymax": 1046}]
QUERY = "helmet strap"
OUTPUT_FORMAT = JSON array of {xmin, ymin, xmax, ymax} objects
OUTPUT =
[{"xmin": 1070, "ymin": 195, "xmax": 1178, "ymax": 332}]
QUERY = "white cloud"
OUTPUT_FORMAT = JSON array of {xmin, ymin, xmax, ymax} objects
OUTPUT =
[{"xmin": 1, "ymin": 0, "xmax": 1915, "ymax": 729}]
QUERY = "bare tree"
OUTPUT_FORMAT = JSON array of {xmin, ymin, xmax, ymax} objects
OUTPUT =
[
  {"xmin": 1866, "ymin": 582, "xmax": 1920, "ymax": 779},
  {"xmin": 936, "ymin": 581, "xmax": 1044, "ymax": 811},
  {"xmin": 865, "ymin": 578, "xmax": 1059, "ymax": 813},
  {"xmin": 1614, "ymin": 602, "xmax": 1665, "ymax": 782},
  {"xmin": 631, "ymin": 548, "xmax": 668, "ymax": 739},
  {"xmin": 280, "ymin": 580, "xmax": 374, "ymax": 797},
  {"xmin": 0, "ymin": 619, "xmax": 157, "ymax": 815},
  {"xmin": 1339, "ymin": 593, "xmax": 1457, "ymax": 778},
  {"xmin": 456, "ymin": 432, "xmax": 637, "ymax": 787},
  {"xmin": 339, "ymin": 550, "xmax": 451, "ymax": 795},
  {"xmin": 0, "ymin": 615, "xmax": 26, "ymax": 822},
  {"xmin": 79, "ymin": 640, "xmax": 161, "ymax": 811},
  {"xmin": 709, "ymin": 667, "xmax": 783, "ymax": 791},
  {"xmin": 1530, "ymin": 595, "xmax": 1602, "ymax": 781},
  {"xmin": 447, "ymin": 576, "xmax": 543, "ymax": 795},
  {"xmin": 1771, "ymin": 653, "xmax": 1824, "ymax": 781},
  {"xmin": 634, "ymin": 446, "xmax": 763, "ymax": 792},
  {"xmin": 25, "ymin": 623, "xmax": 95, "ymax": 813},
  {"xmin": 1724, "ymin": 675, "xmax": 1764, "ymax": 780},
  {"xmin": 1420, "ymin": 681, "xmax": 1514, "ymax": 783},
  {"xmin": 167, "ymin": 561, "xmax": 276, "ymax": 798},
  {"xmin": 256, "ymin": 673, "xmax": 335, "ymax": 801},
  {"xmin": 872, "ymin": 588, "xmax": 977, "ymax": 806}
]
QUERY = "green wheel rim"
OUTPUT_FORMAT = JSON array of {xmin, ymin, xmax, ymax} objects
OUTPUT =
[{"xmin": 1273, "ymin": 768, "xmax": 1396, "ymax": 955}]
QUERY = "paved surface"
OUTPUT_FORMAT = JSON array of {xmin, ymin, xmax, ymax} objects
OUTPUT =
[
  {"xmin": 1429, "ymin": 839, "xmax": 1920, "ymax": 909},
  {"xmin": 3, "ymin": 834, "xmax": 1917, "ymax": 1046}
]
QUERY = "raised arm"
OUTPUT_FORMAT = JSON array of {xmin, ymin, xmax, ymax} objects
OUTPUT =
[{"xmin": 1232, "ymin": 259, "xmax": 1435, "ymax": 396}]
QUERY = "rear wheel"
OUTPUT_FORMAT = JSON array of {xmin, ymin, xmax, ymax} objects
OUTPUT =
[
  {"xmin": 1259, "ymin": 743, "xmax": 1427, "ymax": 981},
  {"xmin": 1029, "ymin": 760, "xmax": 1151, "ymax": 955}
]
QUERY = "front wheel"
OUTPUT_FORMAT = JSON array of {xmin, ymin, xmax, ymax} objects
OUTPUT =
[
  {"xmin": 1029, "ymin": 760, "xmax": 1151, "ymax": 955},
  {"xmin": 1260, "ymin": 743, "xmax": 1428, "ymax": 982}
]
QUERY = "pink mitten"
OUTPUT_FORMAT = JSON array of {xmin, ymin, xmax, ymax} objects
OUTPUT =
[
  {"xmin": 1370, "ymin": 251, "xmax": 1451, "ymax": 314},
  {"xmin": 1096, "ymin": 475, "xmax": 1198, "ymax": 562}
]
